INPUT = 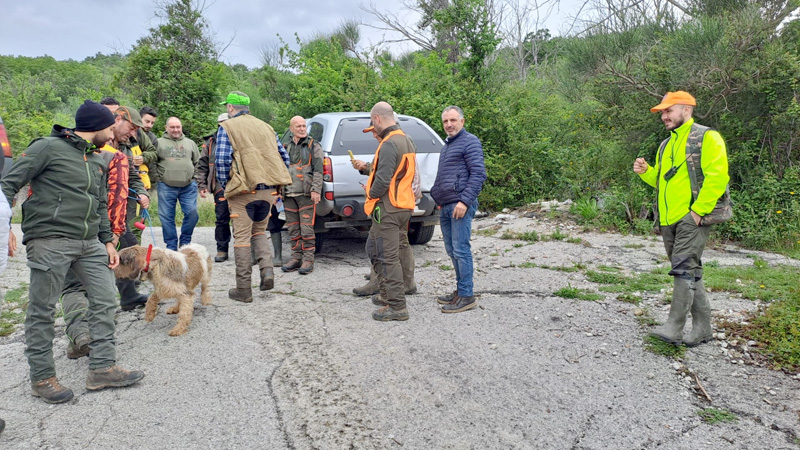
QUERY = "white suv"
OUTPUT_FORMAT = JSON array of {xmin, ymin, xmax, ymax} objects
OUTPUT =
[{"xmin": 284, "ymin": 113, "xmax": 442, "ymax": 250}]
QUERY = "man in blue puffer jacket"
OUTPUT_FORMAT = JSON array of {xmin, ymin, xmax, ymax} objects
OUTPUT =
[{"xmin": 430, "ymin": 105, "xmax": 487, "ymax": 313}]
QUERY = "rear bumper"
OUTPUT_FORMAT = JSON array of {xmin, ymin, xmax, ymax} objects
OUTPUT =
[{"xmin": 318, "ymin": 193, "xmax": 440, "ymax": 230}]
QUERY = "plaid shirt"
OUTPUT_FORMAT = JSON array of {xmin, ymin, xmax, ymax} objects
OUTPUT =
[{"xmin": 215, "ymin": 111, "xmax": 290, "ymax": 190}]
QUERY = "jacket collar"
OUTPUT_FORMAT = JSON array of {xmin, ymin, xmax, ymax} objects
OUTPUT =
[
  {"xmin": 444, "ymin": 128, "xmax": 466, "ymax": 144},
  {"xmin": 292, "ymin": 134, "xmax": 312, "ymax": 146},
  {"xmin": 378, "ymin": 124, "xmax": 401, "ymax": 139},
  {"xmin": 51, "ymin": 125, "xmax": 95, "ymax": 154},
  {"xmin": 670, "ymin": 118, "xmax": 694, "ymax": 138}
]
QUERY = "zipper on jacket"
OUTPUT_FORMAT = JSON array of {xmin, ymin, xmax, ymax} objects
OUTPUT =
[{"xmin": 82, "ymin": 155, "xmax": 94, "ymax": 239}]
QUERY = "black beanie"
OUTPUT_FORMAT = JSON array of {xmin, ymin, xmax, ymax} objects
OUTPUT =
[{"xmin": 75, "ymin": 100, "xmax": 116, "ymax": 132}]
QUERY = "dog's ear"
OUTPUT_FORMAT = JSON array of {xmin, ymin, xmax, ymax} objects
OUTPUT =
[{"xmin": 119, "ymin": 248, "xmax": 139, "ymax": 267}]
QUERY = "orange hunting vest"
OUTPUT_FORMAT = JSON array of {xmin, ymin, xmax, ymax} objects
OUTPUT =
[{"xmin": 364, "ymin": 129, "xmax": 416, "ymax": 215}]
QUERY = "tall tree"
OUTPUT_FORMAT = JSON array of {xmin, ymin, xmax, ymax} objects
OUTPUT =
[{"xmin": 117, "ymin": 0, "xmax": 225, "ymax": 140}]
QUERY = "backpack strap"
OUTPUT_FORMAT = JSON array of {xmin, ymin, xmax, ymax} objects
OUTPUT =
[{"xmin": 684, "ymin": 123, "xmax": 710, "ymax": 206}]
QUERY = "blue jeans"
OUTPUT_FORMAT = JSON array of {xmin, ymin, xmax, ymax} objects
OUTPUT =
[
  {"xmin": 157, "ymin": 181, "xmax": 199, "ymax": 251},
  {"xmin": 440, "ymin": 201, "xmax": 477, "ymax": 297}
]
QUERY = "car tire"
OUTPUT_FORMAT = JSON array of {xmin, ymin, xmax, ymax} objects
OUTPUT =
[{"xmin": 408, "ymin": 223, "xmax": 435, "ymax": 245}]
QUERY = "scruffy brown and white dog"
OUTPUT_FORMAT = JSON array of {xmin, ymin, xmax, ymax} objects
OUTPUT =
[{"xmin": 115, "ymin": 244, "xmax": 212, "ymax": 336}]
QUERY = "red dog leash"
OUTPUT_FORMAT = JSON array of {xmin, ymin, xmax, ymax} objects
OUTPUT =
[{"xmin": 140, "ymin": 244, "xmax": 153, "ymax": 281}]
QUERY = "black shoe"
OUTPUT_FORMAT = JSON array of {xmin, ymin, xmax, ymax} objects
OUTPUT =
[
  {"xmin": 436, "ymin": 290, "xmax": 458, "ymax": 305},
  {"xmin": 441, "ymin": 296, "xmax": 476, "ymax": 313},
  {"xmin": 120, "ymin": 293, "xmax": 148, "ymax": 311},
  {"xmin": 0, "ymin": 417, "xmax": 5, "ymax": 435}
]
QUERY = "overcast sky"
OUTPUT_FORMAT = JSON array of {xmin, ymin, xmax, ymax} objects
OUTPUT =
[{"xmin": 0, "ymin": 0, "xmax": 584, "ymax": 68}]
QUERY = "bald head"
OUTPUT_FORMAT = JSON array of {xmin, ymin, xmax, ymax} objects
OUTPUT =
[
  {"xmin": 290, "ymin": 115, "xmax": 308, "ymax": 142},
  {"xmin": 370, "ymin": 101, "xmax": 396, "ymax": 134},
  {"xmin": 165, "ymin": 117, "xmax": 183, "ymax": 139}
]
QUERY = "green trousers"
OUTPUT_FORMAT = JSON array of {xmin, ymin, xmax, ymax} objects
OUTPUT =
[{"xmin": 25, "ymin": 237, "xmax": 117, "ymax": 381}]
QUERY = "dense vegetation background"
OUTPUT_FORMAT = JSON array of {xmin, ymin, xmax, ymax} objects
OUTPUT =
[{"xmin": 2, "ymin": 0, "xmax": 799, "ymax": 252}]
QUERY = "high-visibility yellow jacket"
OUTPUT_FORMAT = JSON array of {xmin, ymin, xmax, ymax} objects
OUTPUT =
[{"xmin": 639, "ymin": 118, "xmax": 729, "ymax": 226}]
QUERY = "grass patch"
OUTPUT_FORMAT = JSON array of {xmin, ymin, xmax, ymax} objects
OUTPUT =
[
  {"xmin": 513, "ymin": 243, "xmax": 524, "ymax": 248},
  {"xmin": 475, "ymin": 227, "xmax": 498, "ymax": 237},
  {"xmin": 616, "ymin": 293, "xmax": 641, "ymax": 304},
  {"xmin": 585, "ymin": 270, "xmax": 627, "ymax": 285},
  {"xmin": 489, "ymin": 252, "xmax": 499, "ymax": 256},
  {"xmin": 1, "ymin": 284, "xmax": 29, "ymax": 337},
  {"xmin": 596, "ymin": 265, "xmax": 622, "ymax": 272},
  {"xmin": 636, "ymin": 315, "xmax": 658, "ymax": 326},
  {"xmin": 500, "ymin": 230, "xmax": 540, "ymax": 242},
  {"xmin": 517, "ymin": 262, "xmax": 537, "ymax": 268},
  {"xmin": 598, "ymin": 267, "xmax": 672, "ymax": 294},
  {"xmin": 644, "ymin": 335, "xmax": 686, "ymax": 358},
  {"xmin": 566, "ymin": 237, "xmax": 586, "ymax": 245},
  {"xmin": 554, "ymin": 285, "xmax": 603, "ymax": 301},
  {"xmin": 571, "ymin": 197, "xmax": 600, "ymax": 222},
  {"xmin": 130, "ymin": 194, "xmax": 217, "ymax": 228},
  {"xmin": 697, "ymin": 408, "xmax": 738, "ymax": 424},
  {"xmin": 548, "ymin": 228, "xmax": 568, "ymax": 241},
  {"xmin": 734, "ymin": 292, "xmax": 800, "ymax": 371},
  {"xmin": 703, "ymin": 262, "xmax": 799, "ymax": 302},
  {"xmin": 439, "ymin": 265, "xmax": 453, "ymax": 271},
  {"xmin": 623, "ymin": 243, "xmax": 644, "ymax": 249},
  {"xmin": 538, "ymin": 264, "xmax": 581, "ymax": 273}
]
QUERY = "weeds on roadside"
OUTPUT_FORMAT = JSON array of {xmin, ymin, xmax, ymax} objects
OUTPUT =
[
  {"xmin": 554, "ymin": 284, "xmax": 603, "ymax": 301},
  {"xmin": 439, "ymin": 265, "xmax": 453, "ymax": 271},
  {"xmin": 644, "ymin": 335, "xmax": 686, "ymax": 358},
  {"xmin": 1, "ymin": 284, "xmax": 28, "ymax": 337},
  {"xmin": 697, "ymin": 408, "xmax": 738, "ymax": 424}
]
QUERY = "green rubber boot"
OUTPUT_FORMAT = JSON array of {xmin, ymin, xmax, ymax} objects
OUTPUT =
[
  {"xmin": 685, "ymin": 280, "xmax": 713, "ymax": 347},
  {"xmin": 650, "ymin": 277, "xmax": 694, "ymax": 345}
]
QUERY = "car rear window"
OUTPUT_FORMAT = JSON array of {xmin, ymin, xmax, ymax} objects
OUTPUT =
[{"xmin": 330, "ymin": 117, "xmax": 441, "ymax": 155}]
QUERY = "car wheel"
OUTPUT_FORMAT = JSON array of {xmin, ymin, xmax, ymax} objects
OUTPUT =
[{"xmin": 408, "ymin": 223, "xmax": 435, "ymax": 245}]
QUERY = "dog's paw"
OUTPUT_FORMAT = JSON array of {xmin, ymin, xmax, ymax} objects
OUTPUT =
[
  {"xmin": 168, "ymin": 327, "xmax": 187, "ymax": 336},
  {"xmin": 144, "ymin": 311, "xmax": 156, "ymax": 322},
  {"xmin": 166, "ymin": 306, "xmax": 179, "ymax": 315}
]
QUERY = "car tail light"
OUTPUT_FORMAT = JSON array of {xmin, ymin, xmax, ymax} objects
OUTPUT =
[
  {"xmin": 0, "ymin": 124, "xmax": 11, "ymax": 158},
  {"xmin": 342, "ymin": 205, "xmax": 354, "ymax": 217},
  {"xmin": 325, "ymin": 192, "xmax": 334, "ymax": 201},
  {"xmin": 322, "ymin": 157, "xmax": 333, "ymax": 182}
]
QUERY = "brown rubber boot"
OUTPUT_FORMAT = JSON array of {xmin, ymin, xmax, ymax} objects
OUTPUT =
[
  {"xmin": 86, "ymin": 365, "xmax": 145, "ymax": 391},
  {"xmin": 31, "ymin": 377, "xmax": 74, "ymax": 404},
  {"xmin": 400, "ymin": 243, "xmax": 417, "ymax": 295},
  {"xmin": 252, "ymin": 234, "xmax": 275, "ymax": 291},
  {"xmin": 229, "ymin": 246, "xmax": 253, "ymax": 303}
]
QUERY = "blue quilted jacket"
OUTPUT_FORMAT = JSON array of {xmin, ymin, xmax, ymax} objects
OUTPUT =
[{"xmin": 430, "ymin": 128, "xmax": 487, "ymax": 207}]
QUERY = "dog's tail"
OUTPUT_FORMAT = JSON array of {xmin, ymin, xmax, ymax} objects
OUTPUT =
[{"xmin": 181, "ymin": 243, "xmax": 209, "ymax": 261}]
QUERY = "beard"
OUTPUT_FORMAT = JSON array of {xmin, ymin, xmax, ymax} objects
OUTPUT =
[{"xmin": 91, "ymin": 132, "xmax": 111, "ymax": 148}]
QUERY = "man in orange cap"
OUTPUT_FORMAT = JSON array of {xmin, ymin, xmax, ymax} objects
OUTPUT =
[{"xmin": 633, "ymin": 91, "xmax": 730, "ymax": 347}]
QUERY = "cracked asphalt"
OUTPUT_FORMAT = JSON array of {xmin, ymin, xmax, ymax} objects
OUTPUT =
[{"xmin": 0, "ymin": 214, "xmax": 798, "ymax": 449}]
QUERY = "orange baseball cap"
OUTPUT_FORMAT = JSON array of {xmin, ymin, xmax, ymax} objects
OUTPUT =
[
  {"xmin": 362, "ymin": 121, "xmax": 374, "ymax": 133},
  {"xmin": 650, "ymin": 91, "xmax": 696, "ymax": 112}
]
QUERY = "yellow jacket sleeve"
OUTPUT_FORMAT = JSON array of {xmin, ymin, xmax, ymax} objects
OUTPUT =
[{"xmin": 691, "ymin": 131, "xmax": 729, "ymax": 216}]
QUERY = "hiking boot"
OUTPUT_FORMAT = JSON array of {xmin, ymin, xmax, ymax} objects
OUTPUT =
[
  {"xmin": 436, "ymin": 290, "xmax": 458, "ymax": 305},
  {"xmin": 67, "ymin": 333, "xmax": 91, "ymax": 360},
  {"xmin": 214, "ymin": 251, "xmax": 228, "ymax": 263},
  {"xmin": 405, "ymin": 284, "xmax": 418, "ymax": 295},
  {"xmin": 86, "ymin": 365, "xmax": 145, "ymax": 391},
  {"xmin": 281, "ymin": 259, "xmax": 302, "ymax": 272},
  {"xmin": 371, "ymin": 294, "xmax": 388, "ymax": 306},
  {"xmin": 229, "ymin": 288, "xmax": 253, "ymax": 303},
  {"xmin": 441, "ymin": 296, "xmax": 476, "ymax": 313},
  {"xmin": 353, "ymin": 278, "xmax": 379, "ymax": 296},
  {"xmin": 372, "ymin": 306, "xmax": 409, "ymax": 321},
  {"xmin": 298, "ymin": 261, "xmax": 314, "ymax": 275},
  {"xmin": 31, "ymin": 377, "xmax": 74, "ymax": 404}
]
